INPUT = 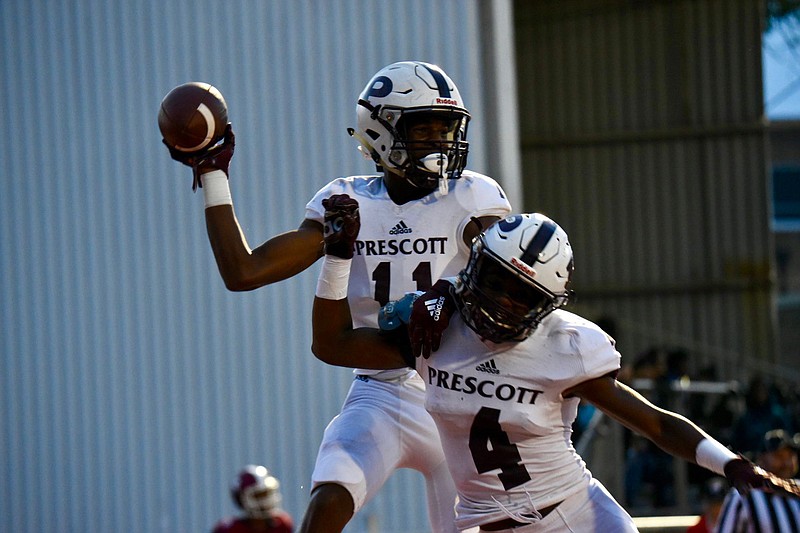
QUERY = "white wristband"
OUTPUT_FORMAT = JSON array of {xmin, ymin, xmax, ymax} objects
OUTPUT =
[
  {"xmin": 695, "ymin": 438, "xmax": 738, "ymax": 475},
  {"xmin": 315, "ymin": 256, "xmax": 351, "ymax": 300},
  {"xmin": 201, "ymin": 170, "xmax": 232, "ymax": 208}
]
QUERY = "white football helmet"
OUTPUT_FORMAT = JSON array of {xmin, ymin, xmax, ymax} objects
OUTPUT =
[
  {"xmin": 455, "ymin": 213, "xmax": 574, "ymax": 342},
  {"xmin": 350, "ymin": 61, "xmax": 470, "ymax": 189},
  {"xmin": 230, "ymin": 464, "xmax": 282, "ymax": 519}
]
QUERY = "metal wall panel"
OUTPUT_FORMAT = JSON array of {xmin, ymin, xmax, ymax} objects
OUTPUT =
[
  {"xmin": 0, "ymin": 1, "xmax": 509, "ymax": 531},
  {"xmin": 514, "ymin": 0, "xmax": 784, "ymax": 380}
]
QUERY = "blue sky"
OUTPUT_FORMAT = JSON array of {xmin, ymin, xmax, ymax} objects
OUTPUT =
[{"xmin": 764, "ymin": 19, "xmax": 800, "ymax": 119}]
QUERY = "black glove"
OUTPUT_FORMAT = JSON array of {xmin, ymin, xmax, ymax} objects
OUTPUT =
[
  {"xmin": 321, "ymin": 194, "xmax": 360, "ymax": 259},
  {"xmin": 409, "ymin": 279, "xmax": 457, "ymax": 359},
  {"xmin": 163, "ymin": 123, "xmax": 235, "ymax": 191},
  {"xmin": 724, "ymin": 457, "xmax": 800, "ymax": 498}
]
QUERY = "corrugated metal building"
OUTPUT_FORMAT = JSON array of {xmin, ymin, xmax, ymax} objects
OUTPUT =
[{"xmin": 514, "ymin": 0, "xmax": 785, "ymax": 381}]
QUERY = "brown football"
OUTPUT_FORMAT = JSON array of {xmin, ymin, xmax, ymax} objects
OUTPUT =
[{"xmin": 158, "ymin": 82, "xmax": 228, "ymax": 152}]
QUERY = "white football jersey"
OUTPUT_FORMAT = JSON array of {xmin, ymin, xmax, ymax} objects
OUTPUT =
[
  {"xmin": 306, "ymin": 171, "xmax": 512, "ymax": 377},
  {"xmin": 415, "ymin": 309, "xmax": 621, "ymax": 530}
]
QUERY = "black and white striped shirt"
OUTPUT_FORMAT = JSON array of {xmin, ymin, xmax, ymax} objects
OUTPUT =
[{"xmin": 714, "ymin": 487, "xmax": 800, "ymax": 533}]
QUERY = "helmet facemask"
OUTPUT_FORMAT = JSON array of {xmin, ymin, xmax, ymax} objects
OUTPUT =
[
  {"xmin": 390, "ymin": 109, "xmax": 470, "ymax": 190},
  {"xmin": 351, "ymin": 61, "xmax": 471, "ymax": 191},
  {"xmin": 454, "ymin": 216, "xmax": 573, "ymax": 343},
  {"xmin": 241, "ymin": 484, "xmax": 281, "ymax": 519}
]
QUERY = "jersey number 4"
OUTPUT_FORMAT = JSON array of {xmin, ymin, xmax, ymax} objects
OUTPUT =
[
  {"xmin": 469, "ymin": 407, "xmax": 531, "ymax": 490},
  {"xmin": 372, "ymin": 261, "xmax": 432, "ymax": 305}
]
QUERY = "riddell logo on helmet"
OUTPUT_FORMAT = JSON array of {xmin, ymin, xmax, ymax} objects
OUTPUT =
[
  {"xmin": 436, "ymin": 98, "xmax": 458, "ymax": 105},
  {"xmin": 511, "ymin": 257, "xmax": 536, "ymax": 277}
]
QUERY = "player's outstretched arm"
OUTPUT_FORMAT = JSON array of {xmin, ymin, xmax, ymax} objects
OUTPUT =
[
  {"xmin": 160, "ymin": 86, "xmax": 327, "ymax": 290},
  {"xmin": 567, "ymin": 376, "xmax": 800, "ymax": 497},
  {"xmin": 165, "ymin": 124, "xmax": 325, "ymax": 291},
  {"xmin": 205, "ymin": 212, "xmax": 324, "ymax": 291},
  {"xmin": 567, "ymin": 376, "xmax": 711, "ymax": 462}
]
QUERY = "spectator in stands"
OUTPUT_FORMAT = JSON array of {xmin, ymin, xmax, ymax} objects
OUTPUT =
[
  {"xmin": 731, "ymin": 376, "xmax": 791, "ymax": 456},
  {"xmin": 707, "ymin": 388, "xmax": 740, "ymax": 447},
  {"xmin": 624, "ymin": 347, "xmax": 675, "ymax": 509},
  {"xmin": 619, "ymin": 346, "xmax": 665, "ymax": 386},
  {"xmin": 664, "ymin": 348, "xmax": 690, "ymax": 383}
]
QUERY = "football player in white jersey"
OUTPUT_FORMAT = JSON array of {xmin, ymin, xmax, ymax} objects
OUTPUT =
[
  {"xmin": 164, "ymin": 61, "xmax": 511, "ymax": 533},
  {"xmin": 312, "ymin": 213, "xmax": 796, "ymax": 532}
]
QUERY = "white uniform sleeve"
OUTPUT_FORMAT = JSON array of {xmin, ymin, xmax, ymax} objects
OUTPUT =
[
  {"xmin": 453, "ymin": 172, "xmax": 513, "ymax": 254},
  {"xmin": 548, "ymin": 316, "xmax": 621, "ymax": 390},
  {"xmin": 575, "ymin": 324, "xmax": 621, "ymax": 380},
  {"xmin": 305, "ymin": 178, "xmax": 348, "ymax": 223},
  {"xmin": 456, "ymin": 171, "xmax": 513, "ymax": 213}
]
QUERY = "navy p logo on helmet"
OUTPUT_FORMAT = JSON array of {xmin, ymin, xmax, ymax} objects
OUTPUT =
[{"xmin": 366, "ymin": 76, "xmax": 393, "ymax": 99}]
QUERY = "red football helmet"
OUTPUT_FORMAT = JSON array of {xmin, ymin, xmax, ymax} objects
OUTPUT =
[{"xmin": 230, "ymin": 465, "xmax": 283, "ymax": 519}]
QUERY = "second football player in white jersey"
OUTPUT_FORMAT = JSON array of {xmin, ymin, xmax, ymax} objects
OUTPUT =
[{"xmin": 312, "ymin": 213, "xmax": 793, "ymax": 532}]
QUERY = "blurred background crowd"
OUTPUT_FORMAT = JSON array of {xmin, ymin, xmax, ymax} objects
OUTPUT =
[{"xmin": 598, "ymin": 343, "xmax": 800, "ymax": 515}]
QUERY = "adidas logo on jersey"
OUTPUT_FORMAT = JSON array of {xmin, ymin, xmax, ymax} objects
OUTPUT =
[
  {"xmin": 475, "ymin": 359, "xmax": 500, "ymax": 374},
  {"xmin": 389, "ymin": 220, "xmax": 413, "ymax": 235}
]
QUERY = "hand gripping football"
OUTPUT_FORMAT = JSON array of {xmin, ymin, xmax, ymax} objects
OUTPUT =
[{"xmin": 158, "ymin": 82, "xmax": 228, "ymax": 153}]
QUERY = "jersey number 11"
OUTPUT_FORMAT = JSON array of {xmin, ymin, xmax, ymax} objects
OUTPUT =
[{"xmin": 372, "ymin": 261, "xmax": 432, "ymax": 305}]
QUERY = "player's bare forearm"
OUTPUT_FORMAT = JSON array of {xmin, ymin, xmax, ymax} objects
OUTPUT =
[
  {"xmin": 205, "ymin": 208, "xmax": 324, "ymax": 291},
  {"xmin": 648, "ymin": 410, "xmax": 713, "ymax": 464},
  {"xmin": 312, "ymin": 297, "xmax": 408, "ymax": 369},
  {"xmin": 606, "ymin": 392, "xmax": 709, "ymax": 464},
  {"xmin": 571, "ymin": 376, "xmax": 706, "ymax": 463}
]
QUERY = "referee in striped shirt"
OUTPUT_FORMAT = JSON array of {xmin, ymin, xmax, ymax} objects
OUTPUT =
[{"xmin": 715, "ymin": 429, "xmax": 800, "ymax": 533}]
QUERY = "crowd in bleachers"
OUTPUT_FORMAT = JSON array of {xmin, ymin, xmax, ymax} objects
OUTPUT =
[{"xmin": 613, "ymin": 345, "xmax": 800, "ymax": 515}]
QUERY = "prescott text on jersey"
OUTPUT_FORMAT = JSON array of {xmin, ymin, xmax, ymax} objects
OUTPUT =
[
  {"xmin": 427, "ymin": 366, "xmax": 544, "ymax": 404},
  {"xmin": 354, "ymin": 236, "xmax": 448, "ymax": 256}
]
